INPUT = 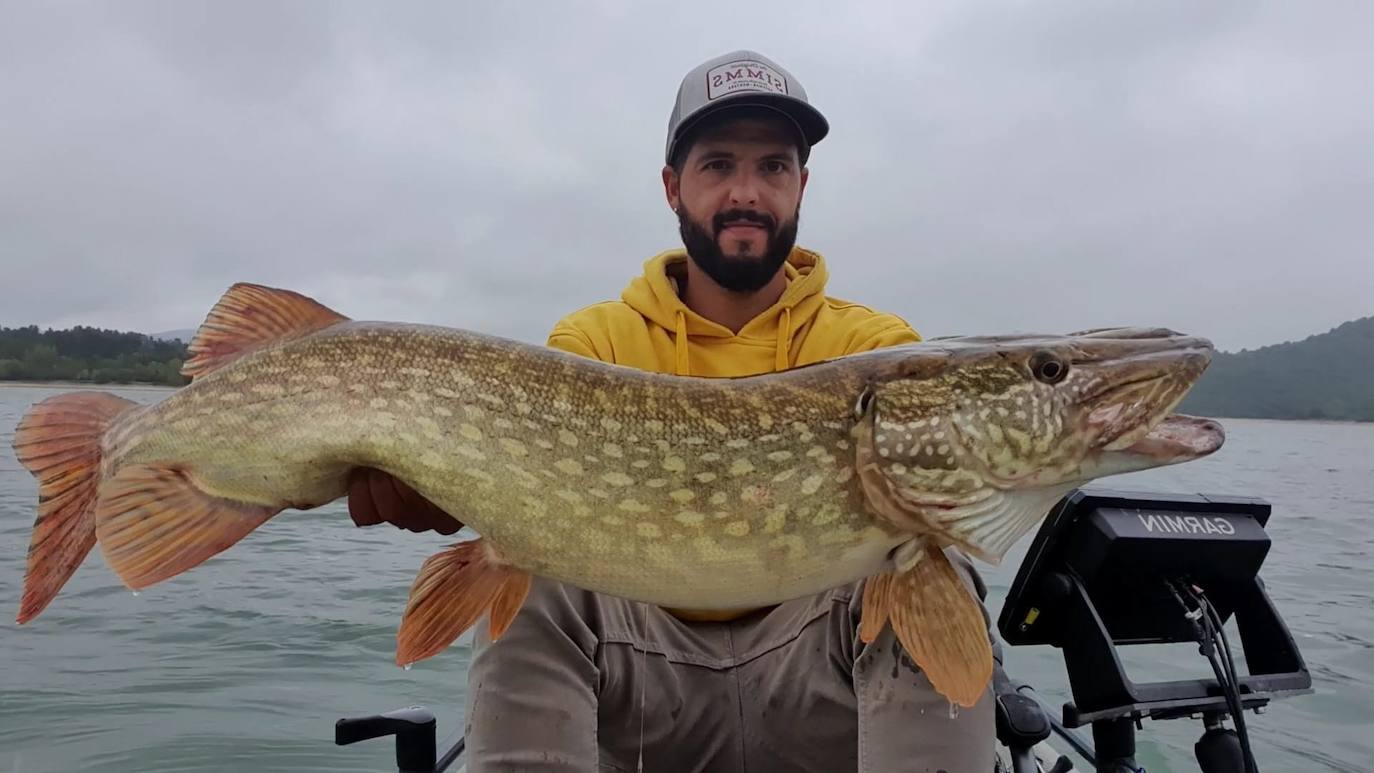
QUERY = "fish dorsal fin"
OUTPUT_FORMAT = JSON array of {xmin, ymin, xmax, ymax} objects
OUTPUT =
[{"xmin": 182, "ymin": 283, "xmax": 349, "ymax": 379}]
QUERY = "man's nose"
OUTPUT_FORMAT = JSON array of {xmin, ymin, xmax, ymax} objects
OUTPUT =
[{"xmin": 728, "ymin": 170, "xmax": 760, "ymax": 206}]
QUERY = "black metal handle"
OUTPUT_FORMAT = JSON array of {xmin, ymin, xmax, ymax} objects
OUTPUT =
[
  {"xmin": 1195, "ymin": 724, "xmax": 1246, "ymax": 773},
  {"xmin": 336, "ymin": 705, "xmax": 437, "ymax": 773},
  {"xmin": 993, "ymin": 666, "xmax": 1052, "ymax": 747}
]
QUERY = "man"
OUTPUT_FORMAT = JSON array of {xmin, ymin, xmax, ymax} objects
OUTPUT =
[{"xmin": 349, "ymin": 50, "xmax": 996, "ymax": 772}]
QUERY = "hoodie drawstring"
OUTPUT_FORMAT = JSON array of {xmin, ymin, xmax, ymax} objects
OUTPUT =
[
  {"xmin": 674, "ymin": 310, "xmax": 689, "ymax": 375},
  {"xmin": 775, "ymin": 306, "xmax": 792, "ymax": 372},
  {"xmin": 673, "ymin": 304, "xmax": 792, "ymax": 376}
]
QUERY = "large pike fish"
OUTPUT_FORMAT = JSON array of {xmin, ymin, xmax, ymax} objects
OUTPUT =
[{"xmin": 11, "ymin": 283, "xmax": 1224, "ymax": 706}]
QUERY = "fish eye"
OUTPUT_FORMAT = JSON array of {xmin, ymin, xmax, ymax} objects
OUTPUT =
[{"xmin": 1030, "ymin": 351, "xmax": 1069, "ymax": 384}]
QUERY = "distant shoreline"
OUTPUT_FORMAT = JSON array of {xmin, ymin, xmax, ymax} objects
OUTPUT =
[
  {"xmin": 0, "ymin": 380, "xmax": 177, "ymax": 393},
  {"xmin": 1214, "ymin": 415, "xmax": 1370, "ymax": 426}
]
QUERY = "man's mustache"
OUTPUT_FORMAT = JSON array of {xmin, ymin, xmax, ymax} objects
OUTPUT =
[{"xmin": 712, "ymin": 209, "xmax": 776, "ymax": 234}]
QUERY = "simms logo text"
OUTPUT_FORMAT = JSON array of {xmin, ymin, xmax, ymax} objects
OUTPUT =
[{"xmin": 707, "ymin": 61, "xmax": 788, "ymax": 100}]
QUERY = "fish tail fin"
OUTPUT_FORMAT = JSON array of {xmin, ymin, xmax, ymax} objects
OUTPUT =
[
  {"xmin": 395, "ymin": 539, "xmax": 532, "ymax": 666},
  {"xmin": 12, "ymin": 391, "xmax": 140, "ymax": 623},
  {"xmin": 884, "ymin": 542, "xmax": 994, "ymax": 708},
  {"xmin": 95, "ymin": 464, "xmax": 281, "ymax": 590}
]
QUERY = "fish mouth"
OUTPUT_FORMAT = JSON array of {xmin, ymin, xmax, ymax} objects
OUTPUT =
[
  {"xmin": 1082, "ymin": 345, "xmax": 1213, "ymax": 452},
  {"xmin": 1070, "ymin": 336, "xmax": 1219, "ymax": 474},
  {"xmin": 1118, "ymin": 414, "xmax": 1226, "ymax": 460},
  {"xmin": 1080, "ymin": 414, "xmax": 1225, "ymax": 478},
  {"xmin": 1084, "ymin": 373, "xmax": 1170, "ymax": 449}
]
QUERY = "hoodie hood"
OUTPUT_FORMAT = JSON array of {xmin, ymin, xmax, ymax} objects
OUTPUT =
[{"xmin": 620, "ymin": 247, "xmax": 832, "ymax": 375}]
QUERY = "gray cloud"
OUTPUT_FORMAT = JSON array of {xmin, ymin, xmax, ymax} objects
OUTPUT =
[{"xmin": 2, "ymin": 1, "xmax": 1370, "ymax": 352}]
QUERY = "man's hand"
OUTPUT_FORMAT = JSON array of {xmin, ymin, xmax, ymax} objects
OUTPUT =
[{"xmin": 346, "ymin": 467, "xmax": 462, "ymax": 535}]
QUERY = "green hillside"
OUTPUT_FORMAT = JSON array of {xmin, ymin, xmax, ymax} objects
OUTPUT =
[
  {"xmin": 0, "ymin": 325, "xmax": 189, "ymax": 386},
  {"xmin": 1179, "ymin": 317, "xmax": 1374, "ymax": 422}
]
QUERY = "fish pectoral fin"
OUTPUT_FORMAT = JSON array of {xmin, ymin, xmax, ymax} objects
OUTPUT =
[
  {"xmin": 858, "ymin": 571, "xmax": 894, "ymax": 644},
  {"xmin": 95, "ymin": 464, "xmax": 281, "ymax": 589},
  {"xmin": 887, "ymin": 543, "xmax": 994, "ymax": 708},
  {"xmin": 182, "ymin": 283, "xmax": 350, "ymax": 379},
  {"xmin": 395, "ymin": 539, "xmax": 532, "ymax": 666}
]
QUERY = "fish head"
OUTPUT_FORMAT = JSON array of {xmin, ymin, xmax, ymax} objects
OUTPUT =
[{"xmin": 852, "ymin": 327, "xmax": 1225, "ymax": 560}]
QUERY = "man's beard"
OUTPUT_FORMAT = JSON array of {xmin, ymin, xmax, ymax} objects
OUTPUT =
[{"xmin": 677, "ymin": 204, "xmax": 799, "ymax": 293}]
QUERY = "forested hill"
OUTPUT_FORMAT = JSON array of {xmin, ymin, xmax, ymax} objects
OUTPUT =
[
  {"xmin": 1178, "ymin": 316, "xmax": 1374, "ymax": 422},
  {"xmin": 0, "ymin": 325, "xmax": 188, "ymax": 386}
]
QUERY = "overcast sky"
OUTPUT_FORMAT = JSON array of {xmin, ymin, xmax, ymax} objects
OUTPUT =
[{"xmin": 2, "ymin": 1, "xmax": 1370, "ymax": 353}]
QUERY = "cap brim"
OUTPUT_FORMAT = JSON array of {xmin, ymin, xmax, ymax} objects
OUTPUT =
[{"xmin": 668, "ymin": 94, "xmax": 829, "ymax": 163}]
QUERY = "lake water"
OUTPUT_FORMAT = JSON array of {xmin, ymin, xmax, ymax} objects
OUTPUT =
[{"xmin": 1, "ymin": 383, "xmax": 1370, "ymax": 772}]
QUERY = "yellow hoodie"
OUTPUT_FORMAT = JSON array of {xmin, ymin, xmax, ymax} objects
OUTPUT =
[{"xmin": 547, "ymin": 246, "xmax": 920, "ymax": 376}]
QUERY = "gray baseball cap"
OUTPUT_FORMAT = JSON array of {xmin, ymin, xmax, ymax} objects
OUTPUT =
[{"xmin": 665, "ymin": 50, "xmax": 829, "ymax": 165}]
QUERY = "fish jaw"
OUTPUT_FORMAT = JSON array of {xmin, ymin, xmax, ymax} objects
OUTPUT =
[
  {"xmin": 1078, "ymin": 413, "xmax": 1225, "ymax": 479},
  {"xmin": 1081, "ymin": 345, "xmax": 1214, "ymax": 453}
]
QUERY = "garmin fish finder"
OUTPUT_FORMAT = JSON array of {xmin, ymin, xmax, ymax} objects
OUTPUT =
[{"xmin": 998, "ymin": 487, "xmax": 1313, "ymax": 773}]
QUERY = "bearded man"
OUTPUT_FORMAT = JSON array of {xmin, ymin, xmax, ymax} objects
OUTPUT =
[{"xmin": 349, "ymin": 50, "xmax": 997, "ymax": 772}]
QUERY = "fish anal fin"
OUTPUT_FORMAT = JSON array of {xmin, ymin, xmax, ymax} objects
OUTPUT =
[
  {"xmin": 859, "ymin": 571, "xmax": 893, "ymax": 643},
  {"xmin": 395, "ymin": 539, "xmax": 531, "ymax": 665},
  {"xmin": 95, "ymin": 464, "xmax": 280, "ymax": 589},
  {"xmin": 888, "ymin": 543, "xmax": 994, "ymax": 708},
  {"xmin": 182, "ymin": 283, "xmax": 349, "ymax": 379},
  {"xmin": 12, "ymin": 391, "xmax": 139, "ymax": 622}
]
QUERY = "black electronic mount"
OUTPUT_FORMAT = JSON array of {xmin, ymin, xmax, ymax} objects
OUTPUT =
[{"xmin": 998, "ymin": 487, "xmax": 1313, "ymax": 773}]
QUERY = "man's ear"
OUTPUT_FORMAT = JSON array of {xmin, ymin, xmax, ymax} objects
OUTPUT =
[{"xmin": 662, "ymin": 164, "xmax": 681, "ymax": 212}]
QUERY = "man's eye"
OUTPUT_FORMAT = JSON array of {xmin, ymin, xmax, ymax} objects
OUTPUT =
[{"xmin": 764, "ymin": 160, "xmax": 786, "ymax": 173}]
